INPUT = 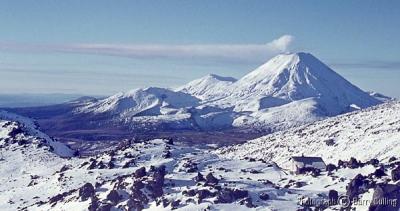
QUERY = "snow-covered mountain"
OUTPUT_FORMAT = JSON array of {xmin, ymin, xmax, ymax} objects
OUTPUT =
[
  {"xmin": 177, "ymin": 74, "xmax": 236, "ymax": 100},
  {"xmin": 218, "ymin": 101, "xmax": 400, "ymax": 168},
  {"xmin": 72, "ymin": 52, "xmax": 381, "ymax": 133}
]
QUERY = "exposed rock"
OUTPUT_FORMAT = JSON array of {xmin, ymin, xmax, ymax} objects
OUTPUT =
[
  {"xmin": 135, "ymin": 167, "xmax": 146, "ymax": 178},
  {"xmin": 162, "ymin": 151, "xmax": 171, "ymax": 158},
  {"xmin": 123, "ymin": 159, "xmax": 136, "ymax": 168},
  {"xmin": 259, "ymin": 192, "xmax": 270, "ymax": 200},
  {"xmin": 232, "ymin": 189, "xmax": 248, "ymax": 200},
  {"xmin": 197, "ymin": 189, "xmax": 213, "ymax": 202},
  {"xmin": 324, "ymin": 139, "xmax": 335, "ymax": 146},
  {"xmin": 391, "ymin": 166, "xmax": 400, "ymax": 182},
  {"xmin": 97, "ymin": 203, "xmax": 112, "ymax": 211},
  {"xmin": 348, "ymin": 157, "xmax": 360, "ymax": 169},
  {"xmin": 127, "ymin": 198, "xmax": 144, "ymax": 211},
  {"xmin": 193, "ymin": 172, "xmax": 205, "ymax": 182},
  {"xmin": 389, "ymin": 157, "xmax": 397, "ymax": 163},
  {"xmin": 326, "ymin": 164, "xmax": 337, "ymax": 172},
  {"xmin": 346, "ymin": 174, "xmax": 367, "ymax": 200},
  {"xmin": 106, "ymin": 190, "xmax": 121, "ymax": 204},
  {"xmin": 369, "ymin": 158, "xmax": 380, "ymax": 167},
  {"xmin": 239, "ymin": 197, "xmax": 255, "ymax": 208},
  {"xmin": 79, "ymin": 183, "xmax": 95, "ymax": 201},
  {"xmin": 328, "ymin": 190, "xmax": 338, "ymax": 204},
  {"xmin": 372, "ymin": 168, "xmax": 386, "ymax": 178},
  {"xmin": 205, "ymin": 173, "xmax": 219, "ymax": 185},
  {"xmin": 369, "ymin": 183, "xmax": 400, "ymax": 211}
]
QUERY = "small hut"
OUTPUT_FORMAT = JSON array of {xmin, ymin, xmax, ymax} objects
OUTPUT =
[{"xmin": 290, "ymin": 155, "xmax": 326, "ymax": 174}]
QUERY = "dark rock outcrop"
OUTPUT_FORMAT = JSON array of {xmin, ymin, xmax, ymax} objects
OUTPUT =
[
  {"xmin": 79, "ymin": 183, "xmax": 95, "ymax": 201},
  {"xmin": 369, "ymin": 184, "xmax": 400, "ymax": 211}
]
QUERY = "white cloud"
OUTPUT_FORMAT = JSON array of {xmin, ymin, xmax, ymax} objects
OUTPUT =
[{"xmin": 0, "ymin": 35, "xmax": 295, "ymax": 63}]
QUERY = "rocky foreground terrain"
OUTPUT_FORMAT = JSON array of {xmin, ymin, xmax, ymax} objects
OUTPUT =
[{"xmin": 1, "ymin": 102, "xmax": 400, "ymax": 211}]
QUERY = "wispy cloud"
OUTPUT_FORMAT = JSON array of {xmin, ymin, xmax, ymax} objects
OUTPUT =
[
  {"xmin": 331, "ymin": 60, "xmax": 400, "ymax": 71},
  {"xmin": 0, "ymin": 35, "xmax": 295, "ymax": 63}
]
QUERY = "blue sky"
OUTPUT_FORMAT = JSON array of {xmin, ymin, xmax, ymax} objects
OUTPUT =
[{"xmin": 0, "ymin": 0, "xmax": 399, "ymax": 97}]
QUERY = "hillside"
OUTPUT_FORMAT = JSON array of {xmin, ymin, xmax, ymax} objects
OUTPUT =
[{"xmin": 218, "ymin": 101, "xmax": 400, "ymax": 168}]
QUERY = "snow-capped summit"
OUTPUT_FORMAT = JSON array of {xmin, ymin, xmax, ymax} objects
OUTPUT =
[
  {"xmin": 78, "ymin": 87, "xmax": 199, "ymax": 117},
  {"xmin": 14, "ymin": 52, "xmax": 384, "ymax": 136},
  {"xmin": 229, "ymin": 52, "xmax": 380, "ymax": 113},
  {"xmin": 177, "ymin": 74, "xmax": 236, "ymax": 100}
]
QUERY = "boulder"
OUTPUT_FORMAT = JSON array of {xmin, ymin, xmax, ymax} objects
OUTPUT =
[
  {"xmin": 369, "ymin": 183, "xmax": 400, "ymax": 211},
  {"xmin": 232, "ymin": 189, "xmax": 248, "ymax": 200},
  {"xmin": 346, "ymin": 174, "xmax": 366, "ymax": 200},
  {"xmin": 348, "ymin": 157, "xmax": 360, "ymax": 169},
  {"xmin": 79, "ymin": 183, "xmax": 95, "ymax": 201},
  {"xmin": 372, "ymin": 168, "xmax": 386, "ymax": 178},
  {"xmin": 127, "ymin": 198, "xmax": 144, "ymax": 211},
  {"xmin": 135, "ymin": 167, "xmax": 146, "ymax": 178},
  {"xmin": 326, "ymin": 164, "xmax": 337, "ymax": 172},
  {"xmin": 205, "ymin": 173, "xmax": 219, "ymax": 185},
  {"xmin": 106, "ymin": 190, "xmax": 121, "ymax": 204},
  {"xmin": 369, "ymin": 158, "xmax": 380, "ymax": 167},
  {"xmin": 215, "ymin": 188, "xmax": 235, "ymax": 203},
  {"xmin": 239, "ymin": 197, "xmax": 255, "ymax": 208},
  {"xmin": 193, "ymin": 172, "xmax": 205, "ymax": 182},
  {"xmin": 391, "ymin": 166, "xmax": 400, "ymax": 182},
  {"xmin": 389, "ymin": 157, "xmax": 397, "ymax": 163},
  {"xmin": 259, "ymin": 192, "xmax": 270, "ymax": 200},
  {"xmin": 328, "ymin": 190, "xmax": 338, "ymax": 204}
]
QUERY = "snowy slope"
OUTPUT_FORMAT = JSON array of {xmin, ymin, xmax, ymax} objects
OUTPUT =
[
  {"xmin": 2, "ymin": 135, "xmax": 394, "ymax": 211},
  {"xmin": 177, "ymin": 74, "xmax": 236, "ymax": 100},
  {"xmin": 0, "ymin": 110, "xmax": 75, "ymax": 157},
  {"xmin": 218, "ymin": 101, "xmax": 400, "ymax": 168},
  {"xmin": 78, "ymin": 87, "xmax": 199, "ymax": 117}
]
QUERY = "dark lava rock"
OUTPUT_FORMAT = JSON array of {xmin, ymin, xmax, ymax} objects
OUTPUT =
[
  {"xmin": 197, "ymin": 189, "xmax": 213, "ymax": 202},
  {"xmin": 49, "ymin": 193, "xmax": 64, "ymax": 204},
  {"xmin": 372, "ymin": 168, "xmax": 386, "ymax": 178},
  {"xmin": 346, "ymin": 174, "xmax": 367, "ymax": 200},
  {"xmin": 328, "ymin": 190, "xmax": 338, "ymax": 204},
  {"xmin": 232, "ymin": 189, "xmax": 248, "ymax": 199},
  {"xmin": 182, "ymin": 161, "xmax": 198, "ymax": 173},
  {"xmin": 106, "ymin": 190, "xmax": 121, "ymax": 204},
  {"xmin": 259, "ymin": 192, "xmax": 270, "ymax": 200},
  {"xmin": 59, "ymin": 165, "xmax": 70, "ymax": 172},
  {"xmin": 215, "ymin": 189, "xmax": 235, "ymax": 203},
  {"xmin": 239, "ymin": 197, "xmax": 255, "ymax": 208},
  {"xmin": 97, "ymin": 203, "xmax": 112, "ymax": 211},
  {"xmin": 193, "ymin": 172, "xmax": 205, "ymax": 182},
  {"xmin": 369, "ymin": 183, "xmax": 400, "ymax": 211},
  {"xmin": 127, "ymin": 198, "xmax": 144, "ymax": 211},
  {"xmin": 389, "ymin": 157, "xmax": 397, "ymax": 163},
  {"xmin": 326, "ymin": 163, "xmax": 337, "ymax": 172},
  {"xmin": 122, "ymin": 159, "xmax": 136, "ymax": 168},
  {"xmin": 205, "ymin": 173, "xmax": 219, "ymax": 185},
  {"xmin": 135, "ymin": 167, "xmax": 146, "ymax": 178},
  {"xmin": 182, "ymin": 189, "xmax": 196, "ymax": 197},
  {"xmin": 162, "ymin": 151, "xmax": 171, "ymax": 158},
  {"xmin": 369, "ymin": 158, "xmax": 380, "ymax": 167},
  {"xmin": 348, "ymin": 157, "xmax": 360, "ymax": 169},
  {"xmin": 391, "ymin": 166, "xmax": 400, "ymax": 182},
  {"xmin": 79, "ymin": 183, "xmax": 95, "ymax": 201},
  {"xmin": 171, "ymin": 199, "xmax": 180, "ymax": 209},
  {"xmin": 324, "ymin": 139, "xmax": 335, "ymax": 146}
]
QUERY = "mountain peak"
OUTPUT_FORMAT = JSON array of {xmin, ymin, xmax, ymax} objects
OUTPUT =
[{"xmin": 203, "ymin": 74, "xmax": 237, "ymax": 82}]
